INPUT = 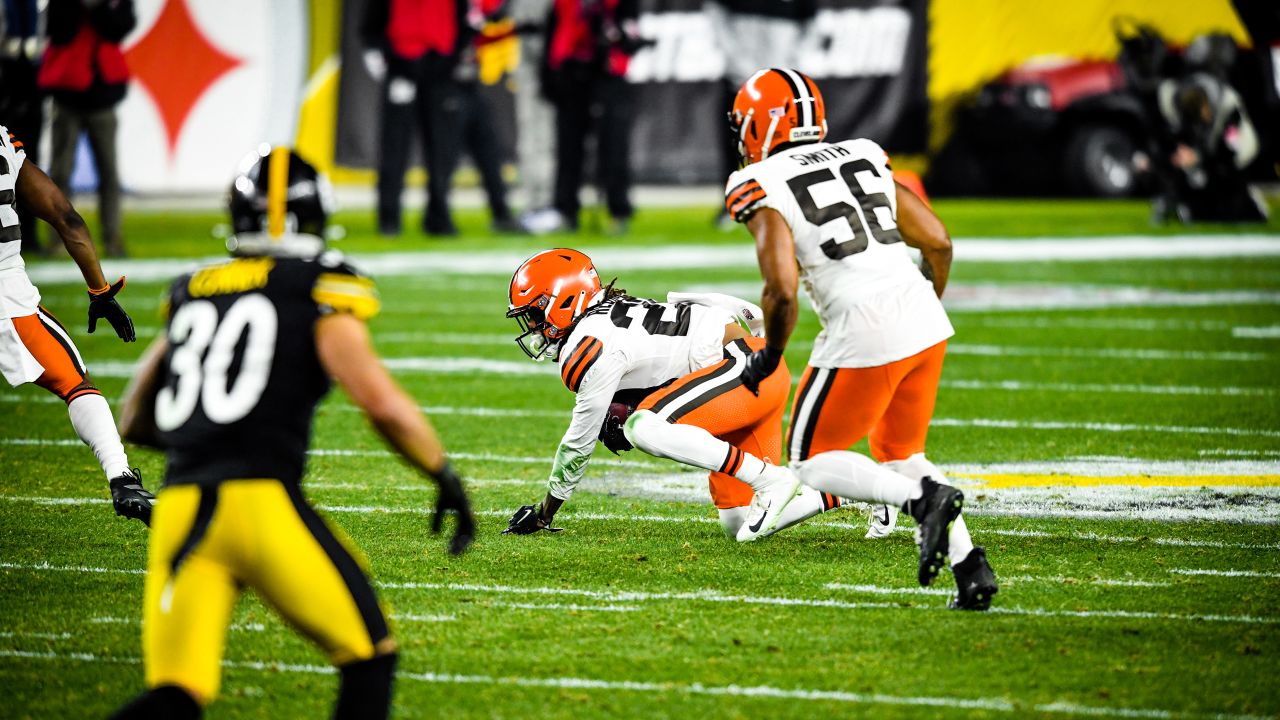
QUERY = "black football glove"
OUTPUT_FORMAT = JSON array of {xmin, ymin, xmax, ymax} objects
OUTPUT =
[
  {"xmin": 87, "ymin": 276, "xmax": 136, "ymax": 342},
  {"xmin": 502, "ymin": 503, "xmax": 563, "ymax": 535},
  {"xmin": 599, "ymin": 402, "xmax": 634, "ymax": 455},
  {"xmin": 740, "ymin": 345, "xmax": 783, "ymax": 395},
  {"xmin": 431, "ymin": 463, "xmax": 475, "ymax": 555}
]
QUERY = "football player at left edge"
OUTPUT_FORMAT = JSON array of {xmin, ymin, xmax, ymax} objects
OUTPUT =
[{"xmin": 0, "ymin": 124, "xmax": 154, "ymax": 524}]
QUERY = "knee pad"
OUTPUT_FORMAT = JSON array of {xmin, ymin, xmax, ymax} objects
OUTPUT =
[
  {"xmin": 622, "ymin": 409, "xmax": 654, "ymax": 450},
  {"xmin": 109, "ymin": 685, "xmax": 202, "ymax": 720}
]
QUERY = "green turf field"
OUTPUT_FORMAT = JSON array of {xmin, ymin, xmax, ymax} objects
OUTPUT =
[{"xmin": 2, "ymin": 199, "xmax": 1278, "ymax": 718}]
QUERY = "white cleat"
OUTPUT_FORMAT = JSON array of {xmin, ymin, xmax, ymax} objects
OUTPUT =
[
  {"xmin": 865, "ymin": 504, "xmax": 899, "ymax": 540},
  {"xmin": 735, "ymin": 466, "xmax": 803, "ymax": 542}
]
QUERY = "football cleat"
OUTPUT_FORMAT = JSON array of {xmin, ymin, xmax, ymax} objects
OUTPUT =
[
  {"xmin": 865, "ymin": 504, "xmax": 899, "ymax": 540},
  {"xmin": 949, "ymin": 546, "xmax": 998, "ymax": 611},
  {"xmin": 736, "ymin": 465, "xmax": 803, "ymax": 542},
  {"xmin": 109, "ymin": 468, "xmax": 155, "ymax": 527},
  {"xmin": 902, "ymin": 477, "xmax": 963, "ymax": 586}
]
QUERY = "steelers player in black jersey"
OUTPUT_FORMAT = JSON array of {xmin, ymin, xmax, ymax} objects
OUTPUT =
[{"xmin": 109, "ymin": 147, "xmax": 475, "ymax": 720}]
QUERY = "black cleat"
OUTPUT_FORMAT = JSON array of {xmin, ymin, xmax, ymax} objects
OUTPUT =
[
  {"xmin": 902, "ymin": 477, "xmax": 963, "ymax": 586},
  {"xmin": 949, "ymin": 546, "xmax": 998, "ymax": 611},
  {"xmin": 110, "ymin": 468, "xmax": 155, "ymax": 527}
]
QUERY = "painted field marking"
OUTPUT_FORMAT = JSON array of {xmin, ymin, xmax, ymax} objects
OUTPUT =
[
  {"xmin": 0, "ymin": 649, "xmax": 1267, "ymax": 720},
  {"xmin": 2, "ymin": 556, "xmax": 1274, "ymax": 625},
  {"xmin": 947, "ymin": 343, "xmax": 1268, "ymax": 362},
  {"xmin": 1200, "ymin": 449, "xmax": 1280, "ymax": 458},
  {"xmin": 966, "ymin": 317, "xmax": 1233, "ymax": 332},
  {"xmin": 25, "ymin": 235, "xmax": 1280, "ymax": 286},
  {"xmin": 1233, "ymin": 325, "xmax": 1280, "ymax": 339},
  {"xmin": 952, "ymin": 473, "xmax": 1280, "ymax": 489},
  {"xmin": 0, "ymin": 627, "xmax": 71, "ymax": 638},
  {"xmin": 940, "ymin": 379, "xmax": 1274, "ymax": 397},
  {"xmin": 1170, "ymin": 569, "xmax": 1280, "ymax": 579},
  {"xmin": 489, "ymin": 602, "xmax": 640, "ymax": 613},
  {"xmin": 0, "ymin": 494, "xmax": 1275, "ymax": 549},
  {"xmin": 396, "ymin": 614, "xmax": 457, "ymax": 623},
  {"xmin": 826, "ymin": 575, "xmax": 1171, "ymax": 594},
  {"xmin": 928, "ymin": 417, "xmax": 1280, "ymax": 439}
]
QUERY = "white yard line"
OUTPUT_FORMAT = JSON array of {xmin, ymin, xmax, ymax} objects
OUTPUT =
[
  {"xmin": 1169, "ymin": 568, "xmax": 1280, "ymax": 579},
  {"xmin": 395, "ymin": 614, "xmax": 457, "ymax": 623},
  {"xmin": 488, "ymin": 602, "xmax": 640, "ymax": 613},
  {"xmin": 940, "ymin": 379, "xmax": 1273, "ymax": 397},
  {"xmin": 1233, "ymin": 325, "xmax": 1280, "ymax": 339},
  {"xmin": 947, "ymin": 344, "xmax": 1268, "ymax": 362},
  {"xmin": 25, "ymin": 236, "xmax": 1280, "ymax": 285},
  {"xmin": 0, "ymin": 627, "xmax": 71, "ymax": 638},
  {"xmin": 967, "ymin": 317, "xmax": 1233, "ymax": 332},
  {"xmin": 0, "ymin": 649, "xmax": 1264, "ymax": 719},
  {"xmin": 928, "ymin": 417, "xmax": 1280, "ymax": 438},
  {"xmin": 0, "ymin": 493, "xmax": 1276, "ymax": 547},
  {"xmin": 3, "ymin": 558, "xmax": 1272, "ymax": 625}
]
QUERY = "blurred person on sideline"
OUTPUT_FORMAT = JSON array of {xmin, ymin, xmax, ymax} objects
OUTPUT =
[
  {"xmin": 38, "ymin": 0, "xmax": 134, "ymax": 257},
  {"xmin": 510, "ymin": 0, "xmax": 557, "ymax": 231},
  {"xmin": 529, "ymin": 0, "xmax": 645, "ymax": 236},
  {"xmin": 1140, "ymin": 71, "xmax": 1267, "ymax": 223},
  {"xmin": 453, "ymin": 0, "xmax": 523, "ymax": 234},
  {"xmin": 362, "ymin": 0, "xmax": 468, "ymax": 237},
  {"xmin": 705, "ymin": 0, "xmax": 816, "ymax": 230},
  {"xmin": 0, "ymin": 0, "xmax": 47, "ymax": 254}
]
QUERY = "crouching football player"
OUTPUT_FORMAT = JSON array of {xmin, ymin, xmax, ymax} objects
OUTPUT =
[
  {"xmin": 109, "ymin": 148, "xmax": 475, "ymax": 719},
  {"xmin": 500, "ymin": 249, "xmax": 956, "ymax": 560}
]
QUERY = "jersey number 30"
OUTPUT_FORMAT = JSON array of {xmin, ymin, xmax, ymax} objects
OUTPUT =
[
  {"xmin": 156, "ymin": 294, "xmax": 278, "ymax": 430},
  {"xmin": 787, "ymin": 158, "xmax": 900, "ymax": 260}
]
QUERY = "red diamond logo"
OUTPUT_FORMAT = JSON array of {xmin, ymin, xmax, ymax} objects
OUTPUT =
[{"xmin": 124, "ymin": 0, "xmax": 243, "ymax": 155}]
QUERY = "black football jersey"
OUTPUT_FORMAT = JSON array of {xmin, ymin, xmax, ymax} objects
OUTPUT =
[{"xmin": 155, "ymin": 252, "xmax": 379, "ymax": 486}]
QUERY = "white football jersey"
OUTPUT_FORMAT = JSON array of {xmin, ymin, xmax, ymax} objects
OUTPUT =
[
  {"xmin": 0, "ymin": 126, "xmax": 27, "ymax": 274},
  {"xmin": 545, "ymin": 296, "xmax": 736, "ymax": 500},
  {"xmin": 726, "ymin": 138, "xmax": 953, "ymax": 368}
]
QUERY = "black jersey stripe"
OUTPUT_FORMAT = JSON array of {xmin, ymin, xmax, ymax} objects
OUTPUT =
[
  {"xmin": 796, "ymin": 369, "xmax": 837, "ymax": 461},
  {"xmin": 566, "ymin": 341, "xmax": 603, "ymax": 392},
  {"xmin": 285, "ymin": 482, "xmax": 390, "ymax": 645},
  {"xmin": 787, "ymin": 369, "xmax": 819, "ymax": 462},
  {"xmin": 169, "ymin": 485, "xmax": 220, "ymax": 578}
]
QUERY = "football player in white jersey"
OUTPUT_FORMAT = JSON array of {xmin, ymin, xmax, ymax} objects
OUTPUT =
[
  {"xmin": 502, "ymin": 248, "xmax": 949, "ymax": 545},
  {"xmin": 0, "ymin": 125, "xmax": 154, "ymax": 525},
  {"xmin": 724, "ymin": 69, "xmax": 997, "ymax": 609}
]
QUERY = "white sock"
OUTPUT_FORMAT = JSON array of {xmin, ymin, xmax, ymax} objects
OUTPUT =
[
  {"xmin": 798, "ymin": 450, "xmax": 919, "ymax": 506},
  {"xmin": 68, "ymin": 394, "xmax": 129, "ymax": 480},
  {"xmin": 718, "ymin": 506, "xmax": 747, "ymax": 539},
  {"xmin": 770, "ymin": 486, "xmax": 844, "ymax": 534},
  {"xmin": 625, "ymin": 410, "xmax": 771, "ymax": 489},
  {"xmin": 948, "ymin": 515, "xmax": 975, "ymax": 566},
  {"xmin": 884, "ymin": 453, "xmax": 975, "ymax": 566}
]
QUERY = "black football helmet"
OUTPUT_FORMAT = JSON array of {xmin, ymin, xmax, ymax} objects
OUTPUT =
[{"xmin": 227, "ymin": 145, "xmax": 333, "ymax": 256}]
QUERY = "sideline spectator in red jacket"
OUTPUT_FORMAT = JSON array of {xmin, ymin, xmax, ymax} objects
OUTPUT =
[
  {"xmin": 38, "ymin": 0, "xmax": 135, "ymax": 257},
  {"xmin": 526, "ymin": 0, "xmax": 642, "ymax": 235},
  {"xmin": 363, "ymin": 0, "xmax": 470, "ymax": 237}
]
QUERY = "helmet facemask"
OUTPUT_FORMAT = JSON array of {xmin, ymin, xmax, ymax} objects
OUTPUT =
[{"xmin": 507, "ymin": 296, "xmax": 562, "ymax": 361}]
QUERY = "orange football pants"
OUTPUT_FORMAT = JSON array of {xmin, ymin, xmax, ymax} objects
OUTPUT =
[
  {"xmin": 788, "ymin": 340, "xmax": 947, "ymax": 463},
  {"xmin": 11, "ymin": 306, "xmax": 99, "ymax": 402},
  {"xmin": 638, "ymin": 337, "xmax": 789, "ymax": 509}
]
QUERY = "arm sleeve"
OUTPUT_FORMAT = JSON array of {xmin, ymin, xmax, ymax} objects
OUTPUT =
[
  {"xmin": 547, "ymin": 349, "xmax": 627, "ymax": 501},
  {"xmin": 725, "ymin": 169, "xmax": 768, "ymax": 223},
  {"xmin": 312, "ymin": 260, "xmax": 381, "ymax": 320},
  {"xmin": 667, "ymin": 291, "xmax": 765, "ymax": 337}
]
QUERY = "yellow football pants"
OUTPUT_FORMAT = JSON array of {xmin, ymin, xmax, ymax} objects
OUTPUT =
[{"xmin": 142, "ymin": 479, "xmax": 396, "ymax": 703}]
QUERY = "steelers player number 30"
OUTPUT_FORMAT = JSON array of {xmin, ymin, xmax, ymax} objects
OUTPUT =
[
  {"xmin": 155, "ymin": 294, "xmax": 278, "ymax": 431},
  {"xmin": 786, "ymin": 158, "xmax": 901, "ymax": 260}
]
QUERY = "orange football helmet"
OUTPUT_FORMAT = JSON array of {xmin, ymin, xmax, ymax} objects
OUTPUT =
[
  {"xmin": 728, "ymin": 68, "xmax": 827, "ymax": 166},
  {"xmin": 507, "ymin": 248, "xmax": 602, "ymax": 360}
]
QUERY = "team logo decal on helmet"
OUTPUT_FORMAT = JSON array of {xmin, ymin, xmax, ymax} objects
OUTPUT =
[
  {"xmin": 728, "ymin": 68, "xmax": 827, "ymax": 166},
  {"xmin": 507, "ymin": 248, "xmax": 603, "ymax": 361}
]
